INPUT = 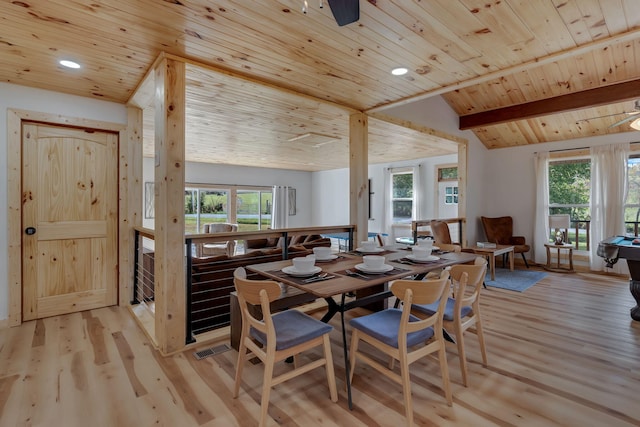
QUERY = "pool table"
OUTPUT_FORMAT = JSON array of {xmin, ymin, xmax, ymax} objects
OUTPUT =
[{"xmin": 597, "ymin": 235, "xmax": 640, "ymax": 321}]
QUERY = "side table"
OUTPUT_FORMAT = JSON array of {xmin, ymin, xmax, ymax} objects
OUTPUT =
[
  {"xmin": 469, "ymin": 244, "xmax": 515, "ymax": 281},
  {"xmin": 544, "ymin": 243, "xmax": 575, "ymax": 273}
]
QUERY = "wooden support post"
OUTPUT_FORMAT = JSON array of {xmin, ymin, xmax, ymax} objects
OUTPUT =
[
  {"xmin": 154, "ymin": 57, "xmax": 187, "ymax": 354},
  {"xmin": 349, "ymin": 113, "xmax": 368, "ymax": 244}
]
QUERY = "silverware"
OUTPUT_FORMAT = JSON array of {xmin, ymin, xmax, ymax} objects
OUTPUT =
[
  {"xmin": 303, "ymin": 273, "xmax": 328, "ymax": 283},
  {"xmin": 303, "ymin": 275, "xmax": 334, "ymax": 284},
  {"xmin": 345, "ymin": 269, "xmax": 368, "ymax": 279}
]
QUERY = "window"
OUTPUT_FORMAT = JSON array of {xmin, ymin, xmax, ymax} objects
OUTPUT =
[
  {"xmin": 548, "ymin": 158, "xmax": 590, "ymax": 249},
  {"xmin": 184, "ymin": 185, "xmax": 272, "ymax": 234},
  {"xmin": 391, "ymin": 168, "xmax": 414, "ymax": 223},
  {"xmin": 184, "ymin": 188, "xmax": 229, "ymax": 234},
  {"xmin": 444, "ymin": 186, "xmax": 458, "ymax": 204},
  {"xmin": 438, "ymin": 166, "xmax": 458, "ymax": 181},
  {"xmin": 237, "ymin": 189, "xmax": 273, "ymax": 231},
  {"xmin": 624, "ymin": 155, "xmax": 640, "ymax": 235}
]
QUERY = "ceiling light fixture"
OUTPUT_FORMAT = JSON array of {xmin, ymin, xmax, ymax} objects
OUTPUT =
[
  {"xmin": 302, "ymin": 0, "xmax": 323, "ymax": 14},
  {"xmin": 630, "ymin": 118, "xmax": 640, "ymax": 131},
  {"xmin": 391, "ymin": 67, "xmax": 408, "ymax": 76},
  {"xmin": 59, "ymin": 59, "xmax": 81, "ymax": 69},
  {"xmin": 287, "ymin": 132, "xmax": 340, "ymax": 147}
]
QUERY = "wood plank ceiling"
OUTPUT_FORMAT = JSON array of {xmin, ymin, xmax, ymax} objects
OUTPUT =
[{"xmin": 2, "ymin": 1, "xmax": 640, "ymax": 171}]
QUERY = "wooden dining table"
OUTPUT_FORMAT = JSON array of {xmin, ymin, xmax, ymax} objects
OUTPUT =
[{"xmin": 246, "ymin": 245, "xmax": 477, "ymax": 409}]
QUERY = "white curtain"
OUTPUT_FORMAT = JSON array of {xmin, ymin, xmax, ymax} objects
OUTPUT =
[
  {"xmin": 413, "ymin": 165, "xmax": 423, "ymax": 220},
  {"xmin": 590, "ymin": 143, "xmax": 629, "ymax": 272},
  {"xmin": 271, "ymin": 185, "xmax": 289, "ymax": 229},
  {"xmin": 533, "ymin": 151, "xmax": 550, "ymax": 264},
  {"xmin": 382, "ymin": 168, "xmax": 393, "ymax": 238}
]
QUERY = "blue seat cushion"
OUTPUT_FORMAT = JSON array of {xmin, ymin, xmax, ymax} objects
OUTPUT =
[
  {"xmin": 412, "ymin": 298, "xmax": 472, "ymax": 321},
  {"xmin": 250, "ymin": 310, "xmax": 333, "ymax": 351},
  {"xmin": 349, "ymin": 308, "xmax": 434, "ymax": 348}
]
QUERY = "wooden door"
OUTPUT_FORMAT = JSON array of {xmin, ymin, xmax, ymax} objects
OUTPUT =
[{"xmin": 22, "ymin": 122, "xmax": 118, "ymax": 320}]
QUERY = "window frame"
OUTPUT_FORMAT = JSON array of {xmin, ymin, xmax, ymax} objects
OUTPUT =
[
  {"xmin": 389, "ymin": 167, "xmax": 415, "ymax": 224},
  {"xmin": 184, "ymin": 183, "xmax": 273, "ymax": 234}
]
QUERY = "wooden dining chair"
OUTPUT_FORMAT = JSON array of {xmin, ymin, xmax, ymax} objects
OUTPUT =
[
  {"xmin": 232, "ymin": 268, "xmax": 338, "ymax": 427},
  {"xmin": 411, "ymin": 258, "xmax": 488, "ymax": 386},
  {"xmin": 349, "ymin": 273, "xmax": 453, "ymax": 427}
]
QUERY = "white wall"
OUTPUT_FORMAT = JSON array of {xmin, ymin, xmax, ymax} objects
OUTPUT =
[
  {"xmin": 311, "ymin": 168, "xmax": 350, "ymax": 226},
  {"xmin": 380, "ymin": 96, "xmax": 490, "ymax": 244},
  {"xmin": 382, "ymin": 95, "xmax": 640, "ymax": 249},
  {"xmin": 143, "ymin": 158, "xmax": 314, "ymax": 228},
  {"xmin": 3, "ymin": 82, "xmax": 637, "ymax": 322},
  {"xmin": 482, "ymin": 133, "xmax": 639, "ymax": 248},
  {"xmin": 311, "ymin": 153, "xmax": 457, "ymax": 240},
  {"xmin": 0, "ymin": 82, "xmax": 127, "ymax": 321}
]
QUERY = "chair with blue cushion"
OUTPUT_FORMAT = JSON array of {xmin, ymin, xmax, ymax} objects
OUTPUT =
[
  {"xmin": 349, "ymin": 273, "xmax": 453, "ymax": 427},
  {"xmin": 232, "ymin": 268, "xmax": 338, "ymax": 427},
  {"xmin": 412, "ymin": 257, "xmax": 488, "ymax": 386}
]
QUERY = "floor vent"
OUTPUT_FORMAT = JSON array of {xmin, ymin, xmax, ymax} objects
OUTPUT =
[{"xmin": 194, "ymin": 343, "xmax": 231, "ymax": 360}]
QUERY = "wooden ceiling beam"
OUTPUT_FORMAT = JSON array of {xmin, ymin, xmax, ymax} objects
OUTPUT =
[
  {"xmin": 368, "ymin": 28, "xmax": 640, "ymax": 114},
  {"xmin": 459, "ymin": 79, "xmax": 640, "ymax": 130}
]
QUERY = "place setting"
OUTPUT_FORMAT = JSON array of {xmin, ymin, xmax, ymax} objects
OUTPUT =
[
  {"xmin": 353, "ymin": 240, "xmax": 393, "ymax": 256},
  {"xmin": 338, "ymin": 255, "xmax": 410, "ymax": 280},
  {"xmin": 398, "ymin": 242, "xmax": 444, "ymax": 265},
  {"xmin": 311, "ymin": 246, "xmax": 341, "ymax": 262},
  {"xmin": 275, "ymin": 255, "xmax": 337, "ymax": 284}
]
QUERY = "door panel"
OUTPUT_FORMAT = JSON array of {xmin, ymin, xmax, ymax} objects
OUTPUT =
[{"xmin": 22, "ymin": 123, "xmax": 118, "ymax": 321}]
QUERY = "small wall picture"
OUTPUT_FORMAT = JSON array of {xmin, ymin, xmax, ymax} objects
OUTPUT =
[
  {"xmin": 288, "ymin": 187, "xmax": 296, "ymax": 216},
  {"xmin": 145, "ymin": 182, "xmax": 155, "ymax": 219}
]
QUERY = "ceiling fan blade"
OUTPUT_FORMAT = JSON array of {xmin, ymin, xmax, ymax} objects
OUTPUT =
[
  {"xmin": 609, "ymin": 114, "xmax": 640, "ymax": 128},
  {"xmin": 327, "ymin": 0, "xmax": 359, "ymax": 26}
]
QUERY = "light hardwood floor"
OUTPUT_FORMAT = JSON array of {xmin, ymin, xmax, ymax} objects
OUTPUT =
[{"xmin": 1, "ymin": 270, "xmax": 639, "ymax": 427}]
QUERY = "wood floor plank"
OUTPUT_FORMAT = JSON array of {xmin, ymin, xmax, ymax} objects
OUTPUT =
[{"xmin": 1, "ymin": 270, "xmax": 639, "ymax": 426}]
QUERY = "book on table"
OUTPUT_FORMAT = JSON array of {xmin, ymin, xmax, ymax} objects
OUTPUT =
[{"xmin": 477, "ymin": 242, "xmax": 497, "ymax": 248}]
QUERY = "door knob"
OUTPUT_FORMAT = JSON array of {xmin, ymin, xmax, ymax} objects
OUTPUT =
[{"xmin": 25, "ymin": 227, "xmax": 36, "ymax": 235}]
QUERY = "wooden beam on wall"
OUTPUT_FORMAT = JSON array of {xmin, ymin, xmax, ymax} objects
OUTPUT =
[
  {"xmin": 349, "ymin": 113, "xmax": 369, "ymax": 244},
  {"xmin": 459, "ymin": 79, "xmax": 640, "ymax": 130},
  {"xmin": 154, "ymin": 57, "xmax": 187, "ymax": 355}
]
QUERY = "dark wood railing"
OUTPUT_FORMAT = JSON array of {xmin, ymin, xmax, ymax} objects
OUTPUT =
[{"xmin": 133, "ymin": 225, "xmax": 356, "ymax": 344}]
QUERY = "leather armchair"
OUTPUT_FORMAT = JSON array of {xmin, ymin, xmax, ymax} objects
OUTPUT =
[
  {"xmin": 480, "ymin": 216, "xmax": 530, "ymax": 267},
  {"xmin": 430, "ymin": 220, "xmax": 455, "ymax": 245}
]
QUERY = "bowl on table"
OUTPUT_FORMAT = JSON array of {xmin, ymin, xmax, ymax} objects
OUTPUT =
[
  {"xmin": 363, "ymin": 255, "xmax": 385, "ymax": 269},
  {"xmin": 411, "ymin": 246, "xmax": 432, "ymax": 260},
  {"xmin": 360, "ymin": 240, "xmax": 377, "ymax": 251},
  {"xmin": 417, "ymin": 239, "xmax": 434, "ymax": 248},
  {"xmin": 313, "ymin": 246, "xmax": 333, "ymax": 260},
  {"xmin": 292, "ymin": 255, "xmax": 316, "ymax": 272}
]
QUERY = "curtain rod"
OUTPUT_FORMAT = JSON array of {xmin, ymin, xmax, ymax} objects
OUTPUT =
[{"xmin": 534, "ymin": 141, "xmax": 640, "ymax": 154}]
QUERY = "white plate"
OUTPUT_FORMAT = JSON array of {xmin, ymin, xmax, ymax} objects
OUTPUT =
[
  {"xmin": 406, "ymin": 254, "xmax": 440, "ymax": 263},
  {"xmin": 355, "ymin": 263, "xmax": 394, "ymax": 274},
  {"xmin": 356, "ymin": 247, "xmax": 384, "ymax": 254},
  {"xmin": 315, "ymin": 254, "xmax": 338, "ymax": 262},
  {"xmin": 282, "ymin": 266, "xmax": 322, "ymax": 277}
]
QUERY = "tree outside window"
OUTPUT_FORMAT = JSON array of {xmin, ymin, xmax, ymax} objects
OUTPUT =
[
  {"xmin": 624, "ymin": 156, "xmax": 640, "ymax": 235},
  {"xmin": 392, "ymin": 171, "xmax": 413, "ymax": 222},
  {"xmin": 548, "ymin": 159, "xmax": 590, "ymax": 249}
]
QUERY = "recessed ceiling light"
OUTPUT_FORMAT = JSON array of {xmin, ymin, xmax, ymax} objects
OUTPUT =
[
  {"xmin": 59, "ymin": 59, "xmax": 81, "ymax": 69},
  {"xmin": 391, "ymin": 67, "xmax": 408, "ymax": 76}
]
